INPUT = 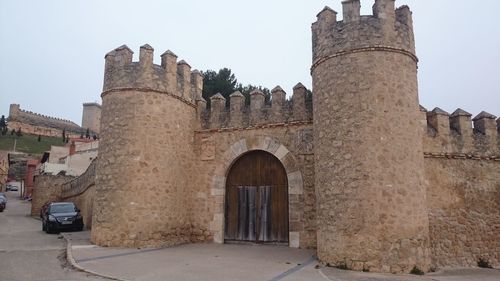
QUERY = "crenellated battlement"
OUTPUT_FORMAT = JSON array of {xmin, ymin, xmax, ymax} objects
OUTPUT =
[
  {"xmin": 422, "ymin": 106, "xmax": 499, "ymax": 156},
  {"xmin": 102, "ymin": 44, "xmax": 203, "ymax": 105},
  {"xmin": 312, "ymin": 0, "xmax": 416, "ymax": 71},
  {"xmin": 199, "ymin": 83, "xmax": 312, "ymax": 130}
]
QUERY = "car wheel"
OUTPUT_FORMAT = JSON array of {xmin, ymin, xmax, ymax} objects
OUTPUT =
[
  {"xmin": 76, "ymin": 225, "xmax": 84, "ymax": 231},
  {"xmin": 42, "ymin": 222, "xmax": 46, "ymax": 231}
]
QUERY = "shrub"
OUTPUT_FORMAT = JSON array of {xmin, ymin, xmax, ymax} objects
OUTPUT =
[
  {"xmin": 410, "ymin": 266, "xmax": 424, "ymax": 275},
  {"xmin": 477, "ymin": 258, "xmax": 492, "ymax": 269}
]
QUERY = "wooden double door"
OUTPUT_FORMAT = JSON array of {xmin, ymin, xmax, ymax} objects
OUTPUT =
[{"xmin": 225, "ymin": 151, "xmax": 289, "ymax": 244}]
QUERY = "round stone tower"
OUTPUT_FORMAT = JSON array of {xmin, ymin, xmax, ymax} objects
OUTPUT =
[
  {"xmin": 311, "ymin": 0, "xmax": 430, "ymax": 273},
  {"xmin": 91, "ymin": 44, "xmax": 203, "ymax": 247}
]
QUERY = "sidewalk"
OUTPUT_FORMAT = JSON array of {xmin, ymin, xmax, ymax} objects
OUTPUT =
[{"xmin": 63, "ymin": 231, "xmax": 499, "ymax": 281}]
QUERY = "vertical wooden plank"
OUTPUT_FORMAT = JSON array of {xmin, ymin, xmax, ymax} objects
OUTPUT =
[
  {"xmin": 259, "ymin": 186, "xmax": 270, "ymax": 241},
  {"xmin": 237, "ymin": 186, "xmax": 247, "ymax": 240},
  {"xmin": 248, "ymin": 186, "xmax": 256, "ymax": 241}
]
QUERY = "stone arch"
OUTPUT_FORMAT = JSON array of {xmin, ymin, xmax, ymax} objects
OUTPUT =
[{"xmin": 209, "ymin": 136, "xmax": 304, "ymax": 248}]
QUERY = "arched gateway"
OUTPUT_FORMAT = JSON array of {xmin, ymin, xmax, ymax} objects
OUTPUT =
[{"xmin": 225, "ymin": 150, "xmax": 289, "ymax": 244}]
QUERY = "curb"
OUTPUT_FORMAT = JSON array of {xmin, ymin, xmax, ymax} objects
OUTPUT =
[{"xmin": 63, "ymin": 233, "xmax": 130, "ymax": 281}]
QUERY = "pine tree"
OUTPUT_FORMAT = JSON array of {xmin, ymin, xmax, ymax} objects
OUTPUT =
[
  {"xmin": 0, "ymin": 115, "xmax": 6, "ymax": 130},
  {"xmin": 85, "ymin": 128, "xmax": 90, "ymax": 139},
  {"xmin": 16, "ymin": 128, "xmax": 22, "ymax": 137},
  {"xmin": 62, "ymin": 129, "xmax": 66, "ymax": 143},
  {"xmin": 38, "ymin": 135, "xmax": 41, "ymax": 142}
]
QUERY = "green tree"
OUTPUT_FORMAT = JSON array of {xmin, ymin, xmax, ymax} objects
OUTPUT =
[
  {"xmin": 236, "ymin": 84, "xmax": 271, "ymax": 105},
  {"xmin": 202, "ymin": 68, "xmax": 270, "ymax": 107},
  {"xmin": 16, "ymin": 128, "xmax": 22, "ymax": 137},
  {"xmin": 11, "ymin": 129, "xmax": 15, "ymax": 135},
  {"xmin": 38, "ymin": 135, "xmax": 41, "ymax": 142},
  {"xmin": 202, "ymin": 68, "xmax": 238, "ymax": 107},
  {"xmin": 62, "ymin": 129, "xmax": 66, "ymax": 143},
  {"xmin": 0, "ymin": 115, "xmax": 6, "ymax": 130},
  {"xmin": 85, "ymin": 128, "xmax": 90, "ymax": 139}
]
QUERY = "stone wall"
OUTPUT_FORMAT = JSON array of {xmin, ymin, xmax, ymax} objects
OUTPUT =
[
  {"xmin": 422, "ymin": 107, "xmax": 499, "ymax": 268},
  {"xmin": 31, "ymin": 175, "xmax": 73, "ymax": 217},
  {"xmin": 425, "ymin": 158, "xmax": 500, "ymax": 268},
  {"xmin": 201, "ymin": 84, "xmax": 312, "ymax": 130},
  {"xmin": 61, "ymin": 158, "xmax": 97, "ymax": 228}
]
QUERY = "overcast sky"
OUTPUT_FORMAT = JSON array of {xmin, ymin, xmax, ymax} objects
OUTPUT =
[{"xmin": 0, "ymin": 0, "xmax": 498, "ymax": 124}]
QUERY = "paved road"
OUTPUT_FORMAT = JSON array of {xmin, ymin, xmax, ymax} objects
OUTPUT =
[{"xmin": 0, "ymin": 191, "xmax": 108, "ymax": 281}]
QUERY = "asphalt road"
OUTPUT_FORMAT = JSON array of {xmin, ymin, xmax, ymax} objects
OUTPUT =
[{"xmin": 0, "ymin": 191, "xmax": 108, "ymax": 281}]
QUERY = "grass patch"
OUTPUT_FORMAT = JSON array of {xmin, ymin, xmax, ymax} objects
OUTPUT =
[{"xmin": 0, "ymin": 133, "xmax": 64, "ymax": 155}]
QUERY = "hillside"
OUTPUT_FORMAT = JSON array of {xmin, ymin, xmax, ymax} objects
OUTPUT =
[{"xmin": 0, "ymin": 133, "xmax": 65, "ymax": 155}]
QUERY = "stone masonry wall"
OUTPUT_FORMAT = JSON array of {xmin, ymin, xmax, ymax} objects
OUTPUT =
[
  {"xmin": 201, "ymin": 84, "xmax": 312, "ymax": 130},
  {"xmin": 63, "ymin": 185, "xmax": 95, "ymax": 229},
  {"xmin": 192, "ymin": 123, "xmax": 315, "ymax": 248},
  {"xmin": 60, "ymin": 158, "xmax": 97, "ymax": 229},
  {"xmin": 425, "ymin": 158, "xmax": 500, "ymax": 268},
  {"xmin": 422, "ymin": 107, "xmax": 500, "ymax": 268},
  {"xmin": 31, "ymin": 175, "xmax": 73, "ymax": 217}
]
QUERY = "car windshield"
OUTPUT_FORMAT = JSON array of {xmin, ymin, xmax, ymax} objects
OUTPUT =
[{"xmin": 50, "ymin": 204, "xmax": 75, "ymax": 213}]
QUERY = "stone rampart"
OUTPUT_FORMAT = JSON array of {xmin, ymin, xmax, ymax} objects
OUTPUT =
[
  {"xmin": 201, "ymin": 84, "xmax": 312, "ymax": 129},
  {"xmin": 421, "ymin": 107, "xmax": 499, "ymax": 268},
  {"xmin": 422, "ymin": 107, "xmax": 499, "ymax": 157},
  {"xmin": 8, "ymin": 104, "xmax": 82, "ymax": 135},
  {"xmin": 425, "ymin": 158, "xmax": 500, "ymax": 268}
]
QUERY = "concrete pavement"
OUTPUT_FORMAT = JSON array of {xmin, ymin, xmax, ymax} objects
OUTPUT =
[{"xmin": 65, "ymin": 231, "xmax": 500, "ymax": 281}]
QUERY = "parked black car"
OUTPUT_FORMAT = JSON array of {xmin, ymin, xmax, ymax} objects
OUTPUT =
[
  {"xmin": 41, "ymin": 202, "xmax": 84, "ymax": 233},
  {"xmin": 0, "ymin": 196, "xmax": 6, "ymax": 212}
]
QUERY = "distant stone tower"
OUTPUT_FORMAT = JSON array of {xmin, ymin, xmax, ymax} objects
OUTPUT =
[
  {"xmin": 312, "ymin": 0, "xmax": 430, "ymax": 273},
  {"xmin": 9, "ymin": 104, "xmax": 20, "ymax": 119},
  {"xmin": 91, "ymin": 44, "xmax": 204, "ymax": 247},
  {"xmin": 82, "ymin": 102, "xmax": 102, "ymax": 134}
]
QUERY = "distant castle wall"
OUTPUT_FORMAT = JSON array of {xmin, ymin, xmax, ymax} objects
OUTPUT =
[{"xmin": 8, "ymin": 104, "xmax": 82, "ymax": 137}]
